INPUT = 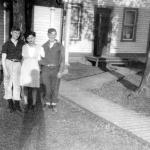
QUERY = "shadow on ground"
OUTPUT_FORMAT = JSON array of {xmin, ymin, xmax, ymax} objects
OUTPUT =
[
  {"xmin": 18, "ymin": 93, "xmax": 46, "ymax": 150},
  {"xmin": 106, "ymin": 62, "xmax": 145, "ymax": 91}
]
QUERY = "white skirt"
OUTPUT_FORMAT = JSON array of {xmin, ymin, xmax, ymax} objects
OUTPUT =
[{"xmin": 20, "ymin": 58, "xmax": 40, "ymax": 87}]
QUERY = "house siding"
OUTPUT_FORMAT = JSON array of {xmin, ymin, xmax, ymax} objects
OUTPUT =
[
  {"xmin": 110, "ymin": 7, "xmax": 150, "ymax": 54},
  {"xmin": 68, "ymin": 0, "xmax": 95, "ymax": 54},
  {"xmin": 33, "ymin": 0, "xmax": 150, "ymax": 63},
  {"xmin": 0, "ymin": 3, "xmax": 4, "ymax": 53},
  {"xmin": 69, "ymin": 0, "xmax": 150, "ymax": 56}
]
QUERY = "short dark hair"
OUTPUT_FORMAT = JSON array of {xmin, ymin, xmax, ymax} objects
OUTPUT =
[
  {"xmin": 11, "ymin": 26, "xmax": 20, "ymax": 32},
  {"xmin": 48, "ymin": 28, "xmax": 57, "ymax": 34},
  {"xmin": 24, "ymin": 31, "xmax": 36, "ymax": 39}
]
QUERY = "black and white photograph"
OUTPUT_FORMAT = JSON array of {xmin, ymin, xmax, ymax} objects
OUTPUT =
[{"xmin": 1, "ymin": 0, "xmax": 150, "ymax": 149}]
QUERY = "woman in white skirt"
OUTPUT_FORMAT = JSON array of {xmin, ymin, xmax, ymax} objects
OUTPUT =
[{"xmin": 20, "ymin": 31, "xmax": 45, "ymax": 111}]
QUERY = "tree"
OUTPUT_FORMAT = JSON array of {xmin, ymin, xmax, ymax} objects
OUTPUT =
[
  {"xmin": 128, "ymin": 24, "xmax": 150, "ymax": 99},
  {"xmin": 13, "ymin": 0, "xmax": 25, "ymax": 33}
]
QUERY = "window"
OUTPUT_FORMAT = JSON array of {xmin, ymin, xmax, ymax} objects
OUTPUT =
[
  {"xmin": 121, "ymin": 8, "xmax": 138, "ymax": 41},
  {"xmin": 70, "ymin": 4, "xmax": 82, "ymax": 40}
]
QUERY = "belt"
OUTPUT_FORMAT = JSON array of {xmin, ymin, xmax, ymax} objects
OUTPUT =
[
  {"xmin": 44, "ymin": 64, "xmax": 60, "ymax": 69},
  {"xmin": 8, "ymin": 59, "xmax": 20, "ymax": 62},
  {"xmin": 46, "ymin": 64, "xmax": 58, "ymax": 67}
]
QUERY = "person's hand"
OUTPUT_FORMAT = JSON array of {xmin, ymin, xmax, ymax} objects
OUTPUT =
[
  {"xmin": 57, "ymin": 69, "xmax": 68, "ymax": 78},
  {"xmin": 57, "ymin": 72, "xmax": 62, "ymax": 78},
  {"xmin": 63, "ymin": 69, "xmax": 68, "ymax": 75},
  {"xmin": 4, "ymin": 70, "xmax": 9, "ymax": 78}
]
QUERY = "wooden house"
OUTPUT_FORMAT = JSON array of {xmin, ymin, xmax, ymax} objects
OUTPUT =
[
  {"xmin": 1, "ymin": 0, "xmax": 150, "ymax": 66},
  {"xmin": 31, "ymin": 0, "xmax": 150, "ymax": 66}
]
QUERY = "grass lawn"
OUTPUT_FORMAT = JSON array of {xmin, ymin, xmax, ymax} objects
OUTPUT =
[
  {"xmin": 89, "ymin": 67, "xmax": 150, "ymax": 116},
  {"xmin": 0, "ymin": 83, "xmax": 150, "ymax": 150}
]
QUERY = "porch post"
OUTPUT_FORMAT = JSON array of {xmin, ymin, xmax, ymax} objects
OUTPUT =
[
  {"xmin": 50, "ymin": 7, "xmax": 55, "ymax": 28},
  {"xmin": 3, "ymin": 10, "xmax": 6, "ymax": 42},
  {"xmin": 64, "ymin": 3, "xmax": 71, "ymax": 65}
]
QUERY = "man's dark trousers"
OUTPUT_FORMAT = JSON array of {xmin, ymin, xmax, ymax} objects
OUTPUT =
[{"xmin": 41, "ymin": 66, "xmax": 60, "ymax": 104}]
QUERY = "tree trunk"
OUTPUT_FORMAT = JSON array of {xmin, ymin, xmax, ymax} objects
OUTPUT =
[
  {"xmin": 128, "ymin": 23, "xmax": 150, "ymax": 99},
  {"xmin": 128, "ymin": 52, "xmax": 150, "ymax": 99},
  {"xmin": 127, "ymin": 58, "xmax": 150, "ymax": 99},
  {"xmin": 13, "ymin": 0, "xmax": 25, "ymax": 33},
  {"xmin": 25, "ymin": 0, "xmax": 33, "ymax": 32}
]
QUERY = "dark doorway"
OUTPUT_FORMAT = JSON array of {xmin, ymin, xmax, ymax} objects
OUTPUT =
[{"xmin": 94, "ymin": 7, "xmax": 112, "ymax": 57}]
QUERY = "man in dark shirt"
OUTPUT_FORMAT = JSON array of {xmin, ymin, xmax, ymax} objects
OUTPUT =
[
  {"xmin": 2, "ymin": 26, "xmax": 24, "ymax": 112},
  {"xmin": 39, "ymin": 28, "xmax": 66, "ymax": 112}
]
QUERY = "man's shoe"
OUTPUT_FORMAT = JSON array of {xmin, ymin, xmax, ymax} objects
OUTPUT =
[
  {"xmin": 31, "ymin": 105, "xmax": 36, "ymax": 112},
  {"xmin": 48, "ymin": 104, "xmax": 53, "ymax": 109},
  {"xmin": 24, "ymin": 104, "xmax": 29, "ymax": 113},
  {"xmin": 51, "ymin": 105, "xmax": 57, "ymax": 113},
  {"xmin": 8, "ymin": 99, "xmax": 15, "ymax": 113},
  {"xmin": 14, "ymin": 101, "xmax": 22, "ymax": 112}
]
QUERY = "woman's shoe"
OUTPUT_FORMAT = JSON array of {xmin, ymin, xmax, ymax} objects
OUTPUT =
[
  {"xmin": 31, "ymin": 105, "xmax": 36, "ymax": 112},
  {"xmin": 14, "ymin": 101, "xmax": 22, "ymax": 112}
]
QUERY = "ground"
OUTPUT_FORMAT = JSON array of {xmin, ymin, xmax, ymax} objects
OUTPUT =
[
  {"xmin": 89, "ymin": 68, "xmax": 150, "ymax": 116},
  {"xmin": 0, "ymin": 82, "xmax": 150, "ymax": 150}
]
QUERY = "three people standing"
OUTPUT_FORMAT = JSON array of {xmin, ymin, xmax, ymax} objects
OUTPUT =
[{"xmin": 2, "ymin": 27, "xmax": 66, "ymax": 113}]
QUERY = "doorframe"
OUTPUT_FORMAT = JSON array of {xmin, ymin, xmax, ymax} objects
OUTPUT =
[{"xmin": 93, "ymin": 6, "xmax": 113, "ymax": 57}]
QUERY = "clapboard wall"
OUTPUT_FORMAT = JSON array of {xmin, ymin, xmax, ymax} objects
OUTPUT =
[
  {"xmin": 0, "ymin": 3, "xmax": 4, "ymax": 53},
  {"xmin": 33, "ymin": 0, "xmax": 150, "ymax": 57}
]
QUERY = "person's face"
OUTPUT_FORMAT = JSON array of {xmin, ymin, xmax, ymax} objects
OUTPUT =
[
  {"xmin": 26, "ymin": 35, "xmax": 35, "ymax": 44},
  {"xmin": 11, "ymin": 30, "xmax": 20, "ymax": 40},
  {"xmin": 48, "ymin": 31, "xmax": 57, "ymax": 42}
]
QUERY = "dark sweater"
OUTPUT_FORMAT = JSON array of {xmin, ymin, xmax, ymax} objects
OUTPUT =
[{"xmin": 39, "ymin": 41, "xmax": 65, "ymax": 72}]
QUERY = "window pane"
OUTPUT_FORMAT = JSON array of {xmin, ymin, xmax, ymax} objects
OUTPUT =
[
  {"xmin": 71, "ymin": 6, "xmax": 80, "ymax": 22},
  {"xmin": 125, "ymin": 11, "xmax": 135, "ymax": 25},
  {"xmin": 70, "ymin": 23, "xmax": 79, "ymax": 39},
  {"xmin": 123, "ymin": 26, "xmax": 134, "ymax": 39}
]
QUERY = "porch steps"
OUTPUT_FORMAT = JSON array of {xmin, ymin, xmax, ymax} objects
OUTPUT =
[{"xmin": 85, "ymin": 55, "xmax": 131, "ymax": 67}]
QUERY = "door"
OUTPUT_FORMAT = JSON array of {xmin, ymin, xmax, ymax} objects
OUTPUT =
[
  {"xmin": 33, "ymin": 6, "xmax": 63, "ymax": 45},
  {"xmin": 94, "ymin": 7, "xmax": 112, "ymax": 57}
]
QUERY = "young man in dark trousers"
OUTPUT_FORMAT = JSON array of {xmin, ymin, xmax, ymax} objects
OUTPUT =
[
  {"xmin": 39, "ymin": 28, "xmax": 66, "ymax": 112},
  {"xmin": 1, "ymin": 26, "xmax": 24, "ymax": 112}
]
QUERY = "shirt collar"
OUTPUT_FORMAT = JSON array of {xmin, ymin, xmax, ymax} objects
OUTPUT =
[
  {"xmin": 49, "ymin": 40, "xmax": 57, "ymax": 48},
  {"xmin": 11, "ymin": 38, "xmax": 18, "ymax": 46}
]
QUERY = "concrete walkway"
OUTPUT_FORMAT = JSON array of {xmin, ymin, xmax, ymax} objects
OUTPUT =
[{"xmin": 59, "ymin": 67, "xmax": 150, "ymax": 144}]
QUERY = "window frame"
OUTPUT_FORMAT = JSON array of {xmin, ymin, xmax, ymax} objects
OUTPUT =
[
  {"xmin": 70, "ymin": 4, "xmax": 82, "ymax": 41},
  {"xmin": 121, "ymin": 8, "xmax": 138, "ymax": 42}
]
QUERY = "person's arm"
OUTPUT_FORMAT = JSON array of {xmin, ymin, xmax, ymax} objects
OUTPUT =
[
  {"xmin": 38, "ymin": 46, "xmax": 49, "ymax": 66},
  {"xmin": 2, "ymin": 53, "xmax": 8, "ymax": 78},
  {"xmin": 57, "ymin": 44, "xmax": 68, "ymax": 78},
  {"xmin": 1, "ymin": 43, "xmax": 9, "ymax": 77},
  {"xmin": 38, "ymin": 47, "xmax": 45, "ymax": 61}
]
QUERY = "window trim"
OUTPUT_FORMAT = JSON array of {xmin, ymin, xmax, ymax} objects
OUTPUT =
[
  {"xmin": 121, "ymin": 8, "xmax": 138, "ymax": 42},
  {"xmin": 70, "ymin": 4, "xmax": 82, "ymax": 41}
]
